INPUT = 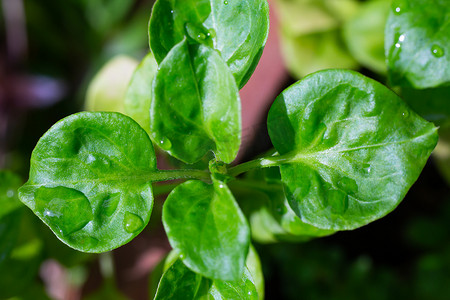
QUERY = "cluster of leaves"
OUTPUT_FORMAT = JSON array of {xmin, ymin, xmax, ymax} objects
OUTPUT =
[{"xmin": 1, "ymin": 0, "xmax": 447, "ymax": 298}]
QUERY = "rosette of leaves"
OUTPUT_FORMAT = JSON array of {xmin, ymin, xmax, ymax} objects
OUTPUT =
[{"xmin": 16, "ymin": 0, "xmax": 440, "ymax": 298}]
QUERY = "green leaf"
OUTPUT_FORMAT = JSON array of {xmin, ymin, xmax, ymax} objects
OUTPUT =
[
  {"xmin": 154, "ymin": 258, "xmax": 259, "ymax": 300},
  {"xmin": 279, "ymin": 29, "xmax": 358, "ymax": 79},
  {"xmin": 151, "ymin": 39, "xmax": 241, "ymax": 164},
  {"xmin": 208, "ymin": 268, "xmax": 258, "ymax": 300},
  {"xmin": 401, "ymin": 86, "xmax": 450, "ymax": 128},
  {"xmin": 245, "ymin": 245, "xmax": 264, "ymax": 300},
  {"xmin": 85, "ymin": 55, "xmax": 138, "ymax": 113},
  {"xmin": 267, "ymin": 69, "xmax": 438, "ymax": 230},
  {"xmin": 343, "ymin": 0, "xmax": 389, "ymax": 74},
  {"xmin": 0, "ymin": 209, "xmax": 22, "ymax": 265},
  {"xmin": 124, "ymin": 52, "xmax": 158, "ymax": 134},
  {"xmin": 0, "ymin": 170, "xmax": 23, "ymax": 265},
  {"xmin": 163, "ymin": 179, "xmax": 250, "ymax": 281},
  {"xmin": 154, "ymin": 259, "xmax": 210, "ymax": 300},
  {"xmin": 149, "ymin": 0, "xmax": 269, "ymax": 88},
  {"xmin": 232, "ymin": 176, "xmax": 334, "ymax": 243},
  {"xmin": 0, "ymin": 170, "xmax": 23, "ymax": 219},
  {"xmin": 385, "ymin": 0, "xmax": 450, "ymax": 88},
  {"xmin": 274, "ymin": 0, "xmax": 359, "ymax": 36},
  {"xmin": 19, "ymin": 112, "xmax": 156, "ymax": 252}
]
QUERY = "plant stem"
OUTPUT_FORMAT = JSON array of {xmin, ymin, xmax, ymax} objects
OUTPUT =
[
  {"xmin": 152, "ymin": 169, "xmax": 211, "ymax": 182},
  {"xmin": 227, "ymin": 155, "xmax": 290, "ymax": 177}
]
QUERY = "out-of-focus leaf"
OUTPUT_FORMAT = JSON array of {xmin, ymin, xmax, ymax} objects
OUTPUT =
[
  {"xmin": 401, "ymin": 87, "xmax": 450, "ymax": 128},
  {"xmin": 274, "ymin": 0, "xmax": 359, "ymax": 35},
  {"xmin": 85, "ymin": 56, "xmax": 138, "ymax": 113},
  {"xmin": 385, "ymin": 0, "xmax": 450, "ymax": 88},
  {"xmin": 19, "ymin": 112, "xmax": 156, "ymax": 252},
  {"xmin": 267, "ymin": 69, "xmax": 438, "ymax": 230},
  {"xmin": 279, "ymin": 29, "xmax": 358, "ymax": 79},
  {"xmin": 124, "ymin": 53, "xmax": 158, "ymax": 134},
  {"xmin": 343, "ymin": 0, "xmax": 389, "ymax": 74}
]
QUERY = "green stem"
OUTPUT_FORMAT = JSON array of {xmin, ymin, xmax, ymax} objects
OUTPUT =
[
  {"xmin": 152, "ymin": 169, "xmax": 211, "ymax": 182},
  {"xmin": 227, "ymin": 155, "xmax": 289, "ymax": 177}
]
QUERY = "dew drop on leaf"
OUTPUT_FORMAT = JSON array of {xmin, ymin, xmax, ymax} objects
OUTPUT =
[
  {"xmin": 402, "ymin": 110, "xmax": 410, "ymax": 118},
  {"xmin": 224, "ymin": 1, "xmax": 228, "ymax": 4},
  {"xmin": 159, "ymin": 137, "xmax": 172, "ymax": 150},
  {"xmin": 123, "ymin": 212, "xmax": 144, "ymax": 233},
  {"xmin": 431, "ymin": 44, "xmax": 444, "ymax": 58}
]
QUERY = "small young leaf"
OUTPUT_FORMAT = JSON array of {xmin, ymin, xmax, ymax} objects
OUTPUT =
[
  {"xmin": 154, "ymin": 259, "xmax": 210, "ymax": 300},
  {"xmin": 154, "ymin": 258, "xmax": 259, "ymax": 300},
  {"xmin": 124, "ymin": 52, "xmax": 158, "ymax": 134},
  {"xmin": 19, "ymin": 112, "xmax": 156, "ymax": 252},
  {"xmin": 151, "ymin": 39, "xmax": 241, "ymax": 164},
  {"xmin": 267, "ymin": 69, "xmax": 438, "ymax": 230},
  {"xmin": 385, "ymin": 0, "xmax": 450, "ymax": 88},
  {"xmin": 209, "ymin": 268, "xmax": 258, "ymax": 300},
  {"xmin": 85, "ymin": 56, "xmax": 139, "ymax": 113},
  {"xmin": 149, "ymin": 0, "xmax": 269, "ymax": 87},
  {"xmin": 163, "ymin": 179, "xmax": 250, "ymax": 281}
]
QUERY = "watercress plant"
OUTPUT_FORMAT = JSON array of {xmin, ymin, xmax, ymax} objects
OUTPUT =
[{"xmin": 16, "ymin": 0, "xmax": 440, "ymax": 298}]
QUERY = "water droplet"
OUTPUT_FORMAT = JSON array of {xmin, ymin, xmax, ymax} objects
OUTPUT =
[
  {"xmin": 44, "ymin": 209, "xmax": 61, "ymax": 218},
  {"xmin": 6, "ymin": 189, "xmax": 14, "ymax": 198},
  {"xmin": 402, "ymin": 110, "xmax": 410, "ymax": 118},
  {"xmin": 394, "ymin": 7, "xmax": 401, "ymax": 14},
  {"xmin": 224, "ymin": 0, "xmax": 228, "ymax": 4},
  {"xmin": 431, "ymin": 44, "xmax": 444, "ymax": 58},
  {"xmin": 248, "ymin": 292, "xmax": 252, "ymax": 295},
  {"xmin": 170, "ymin": 10, "xmax": 174, "ymax": 13},
  {"xmin": 99, "ymin": 193, "xmax": 120, "ymax": 218},
  {"xmin": 179, "ymin": 253, "xmax": 185, "ymax": 259},
  {"xmin": 219, "ymin": 184, "xmax": 224, "ymax": 189},
  {"xmin": 362, "ymin": 163, "xmax": 372, "ymax": 175},
  {"xmin": 123, "ymin": 212, "xmax": 144, "ymax": 233},
  {"xmin": 395, "ymin": 43, "xmax": 401, "ymax": 48},
  {"xmin": 159, "ymin": 137, "xmax": 172, "ymax": 150},
  {"xmin": 398, "ymin": 34, "xmax": 405, "ymax": 42},
  {"xmin": 208, "ymin": 29, "xmax": 216, "ymax": 38},
  {"xmin": 184, "ymin": 22, "xmax": 211, "ymax": 44}
]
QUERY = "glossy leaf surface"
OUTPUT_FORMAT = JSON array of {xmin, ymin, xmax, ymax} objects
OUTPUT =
[
  {"xmin": 124, "ymin": 52, "xmax": 158, "ymax": 134},
  {"xmin": 267, "ymin": 70, "xmax": 438, "ymax": 230},
  {"xmin": 19, "ymin": 112, "xmax": 156, "ymax": 252},
  {"xmin": 154, "ymin": 259, "xmax": 209, "ymax": 300},
  {"xmin": 151, "ymin": 39, "xmax": 241, "ymax": 164},
  {"xmin": 154, "ymin": 258, "xmax": 259, "ymax": 300},
  {"xmin": 163, "ymin": 179, "xmax": 250, "ymax": 281},
  {"xmin": 149, "ymin": 0, "xmax": 269, "ymax": 87},
  {"xmin": 385, "ymin": 0, "xmax": 450, "ymax": 88}
]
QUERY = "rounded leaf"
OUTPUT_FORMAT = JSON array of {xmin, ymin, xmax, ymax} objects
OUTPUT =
[
  {"xmin": 163, "ymin": 179, "xmax": 250, "ymax": 281},
  {"xmin": 19, "ymin": 112, "xmax": 156, "ymax": 252},
  {"xmin": 151, "ymin": 39, "xmax": 241, "ymax": 164},
  {"xmin": 149, "ymin": 0, "xmax": 269, "ymax": 88},
  {"xmin": 385, "ymin": 0, "xmax": 450, "ymax": 88},
  {"xmin": 267, "ymin": 69, "xmax": 438, "ymax": 230}
]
